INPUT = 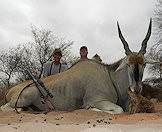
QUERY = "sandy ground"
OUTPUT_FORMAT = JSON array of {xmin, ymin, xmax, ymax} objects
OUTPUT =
[{"xmin": 0, "ymin": 102, "xmax": 162, "ymax": 132}]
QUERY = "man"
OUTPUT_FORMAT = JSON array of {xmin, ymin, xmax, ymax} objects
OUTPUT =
[
  {"xmin": 42, "ymin": 48, "xmax": 68, "ymax": 77},
  {"xmin": 80, "ymin": 46, "xmax": 88, "ymax": 60}
]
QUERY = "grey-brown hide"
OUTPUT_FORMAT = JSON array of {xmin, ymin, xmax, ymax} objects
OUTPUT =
[{"xmin": 2, "ymin": 60, "xmax": 123, "ymax": 114}]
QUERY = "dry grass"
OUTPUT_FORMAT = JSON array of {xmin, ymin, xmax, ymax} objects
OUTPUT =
[{"xmin": 128, "ymin": 89, "xmax": 155, "ymax": 114}]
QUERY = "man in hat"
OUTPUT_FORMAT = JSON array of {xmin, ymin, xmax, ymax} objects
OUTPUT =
[{"xmin": 42, "ymin": 48, "xmax": 68, "ymax": 77}]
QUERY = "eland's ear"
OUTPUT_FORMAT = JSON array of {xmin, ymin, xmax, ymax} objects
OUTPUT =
[
  {"xmin": 139, "ymin": 18, "xmax": 152, "ymax": 54},
  {"xmin": 117, "ymin": 21, "xmax": 132, "ymax": 55}
]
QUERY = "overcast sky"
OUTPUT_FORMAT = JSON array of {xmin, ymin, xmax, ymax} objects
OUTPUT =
[{"xmin": 0, "ymin": 0, "xmax": 156, "ymax": 64}]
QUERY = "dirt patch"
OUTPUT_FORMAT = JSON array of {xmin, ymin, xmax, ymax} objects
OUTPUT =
[
  {"xmin": 0, "ymin": 102, "xmax": 162, "ymax": 131},
  {"xmin": 112, "ymin": 113, "xmax": 160, "ymax": 122}
]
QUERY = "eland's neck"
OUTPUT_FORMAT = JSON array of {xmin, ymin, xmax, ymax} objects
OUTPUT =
[{"xmin": 114, "ymin": 63, "xmax": 129, "ymax": 111}]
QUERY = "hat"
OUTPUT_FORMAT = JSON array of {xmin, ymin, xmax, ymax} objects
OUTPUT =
[{"xmin": 53, "ymin": 48, "xmax": 62, "ymax": 56}]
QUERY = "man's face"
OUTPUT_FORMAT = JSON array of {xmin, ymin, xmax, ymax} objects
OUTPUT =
[
  {"xmin": 53, "ymin": 53, "xmax": 62, "ymax": 62},
  {"xmin": 80, "ymin": 48, "xmax": 88, "ymax": 57}
]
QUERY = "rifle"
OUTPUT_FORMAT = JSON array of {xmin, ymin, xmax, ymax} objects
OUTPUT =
[{"xmin": 25, "ymin": 69, "xmax": 55, "ymax": 112}]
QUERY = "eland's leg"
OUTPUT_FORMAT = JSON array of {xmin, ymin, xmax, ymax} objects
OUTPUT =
[
  {"xmin": 1, "ymin": 96, "xmax": 33, "ymax": 112},
  {"xmin": 1, "ymin": 103, "xmax": 16, "ymax": 112},
  {"xmin": 1, "ymin": 87, "xmax": 39, "ymax": 112},
  {"xmin": 92, "ymin": 100, "xmax": 124, "ymax": 114}
]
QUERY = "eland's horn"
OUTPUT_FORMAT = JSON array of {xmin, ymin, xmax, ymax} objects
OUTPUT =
[
  {"xmin": 139, "ymin": 18, "xmax": 152, "ymax": 54},
  {"xmin": 117, "ymin": 21, "xmax": 132, "ymax": 55}
]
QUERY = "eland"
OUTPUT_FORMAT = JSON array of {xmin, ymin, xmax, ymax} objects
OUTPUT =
[{"xmin": 1, "ymin": 19, "xmax": 152, "ymax": 114}]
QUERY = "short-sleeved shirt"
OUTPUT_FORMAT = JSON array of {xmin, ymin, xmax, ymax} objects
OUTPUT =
[{"xmin": 42, "ymin": 61, "xmax": 68, "ymax": 77}]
